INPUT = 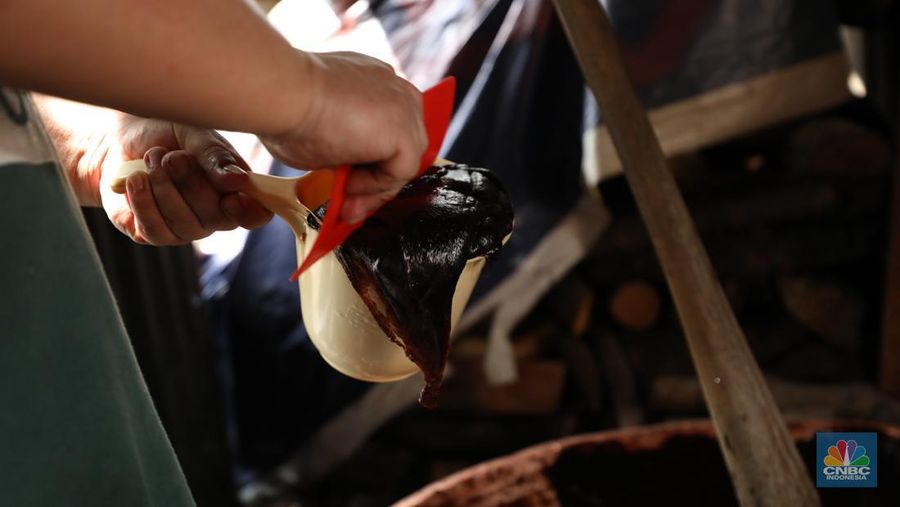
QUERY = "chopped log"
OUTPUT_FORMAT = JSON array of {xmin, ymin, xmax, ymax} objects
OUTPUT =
[
  {"xmin": 742, "ymin": 320, "xmax": 824, "ymax": 371},
  {"xmin": 778, "ymin": 276, "xmax": 863, "ymax": 349},
  {"xmin": 588, "ymin": 221, "xmax": 883, "ymax": 283},
  {"xmin": 744, "ymin": 153, "xmax": 767, "ymax": 173},
  {"xmin": 594, "ymin": 333, "xmax": 644, "ymax": 426},
  {"xmin": 449, "ymin": 335, "xmax": 488, "ymax": 360},
  {"xmin": 597, "ymin": 179, "xmax": 845, "ymax": 254},
  {"xmin": 547, "ymin": 275, "xmax": 595, "ymax": 336},
  {"xmin": 785, "ymin": 119, "xmax": 892, "ymax": 175},
  {"xmin": 560, "ymin": 336, "xmax": 603, "ymax": 411},
  {"xmin": 439, "ymin": 360, "xmax": 566, "ymax": 415},
  {"xmin": 766, "ymin": 340, "xmax": 862, "ymax": 382},
  {"xmin": 608, "ymin": 280, "xmax": 662, "ymax": 331},
  {"xmin": 451, "ymin": 325, "xmax": 552, "ymax": 362},
  {"xmin": 596, "ymin": 170, "xmax": 887, "ymax": 260},
  {"xmin": 700, "ymin": 224, "xmax": 882, "ymax": 280},
  {"xmin": 649, "ymin": 374, "xmax": 900, "ymax": 424},
  {"xmin": 381, "ymin": 410, "xmax": 575, "ymax": 457}
]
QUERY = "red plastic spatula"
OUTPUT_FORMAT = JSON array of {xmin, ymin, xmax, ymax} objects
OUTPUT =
[{"xmin": 289, "ymin": 76, "xmax": 456, "ymax": 281}]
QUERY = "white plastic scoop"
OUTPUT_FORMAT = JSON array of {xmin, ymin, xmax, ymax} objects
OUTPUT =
[{"xmin": 110, "ymin": 158, "xmax": 491, "ymax": 382}]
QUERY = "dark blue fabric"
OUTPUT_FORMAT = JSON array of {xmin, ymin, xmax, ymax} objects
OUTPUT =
[{"xmin": 375, "ymin": 0, "xmax": 587, "ymax": 300}]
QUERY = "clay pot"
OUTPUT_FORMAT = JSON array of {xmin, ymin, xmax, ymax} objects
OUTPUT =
[{"xmin": 396, "ymin": 419, "xmax": 900, "ymax": 506}]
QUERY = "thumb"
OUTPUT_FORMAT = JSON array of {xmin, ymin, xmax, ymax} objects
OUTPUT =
[{"xmin": 174, "ymin": 126, "xmax": 251, "ymax": 193}]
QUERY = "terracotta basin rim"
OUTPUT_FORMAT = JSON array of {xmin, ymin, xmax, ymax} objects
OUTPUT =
[{"xmin": 394, "ymin": 418, "xmax": 900, "ymax": 506}]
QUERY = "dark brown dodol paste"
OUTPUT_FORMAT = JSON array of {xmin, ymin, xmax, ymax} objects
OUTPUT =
[{"xmin": 309, "ymin": 164, "xmax": 513, "ymax": 407}]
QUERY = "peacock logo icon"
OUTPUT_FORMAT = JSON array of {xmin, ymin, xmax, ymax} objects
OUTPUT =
[{"xmin": 823, "ymin": 439, "xmax": 870, "ymax": 467}]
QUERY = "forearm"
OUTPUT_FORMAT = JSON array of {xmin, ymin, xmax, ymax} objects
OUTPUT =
[
  {"xmin": 0, "ymin": 0, "xmax": 311, "ymax": 137},
  {"xmin": 34, "ymin": 94, "xmax": 122, "ymax": 207}
]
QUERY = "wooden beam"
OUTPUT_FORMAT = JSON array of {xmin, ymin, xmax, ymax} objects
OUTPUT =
[{"xmin": 585, "ymin": 52, "xmax": 851, "ymax": 181}]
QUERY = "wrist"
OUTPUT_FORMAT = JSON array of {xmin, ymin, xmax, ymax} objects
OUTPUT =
[
  {"xmin": 34, "ymin": 94, "xmax": 117, "ymax": 207},
  {"xmin": 267, "ymin": 49, "xmax": 323, "ymax": 141},
  {"xmin": 73, "ymin": 129, "xmax": 112, "ymax": 208}
]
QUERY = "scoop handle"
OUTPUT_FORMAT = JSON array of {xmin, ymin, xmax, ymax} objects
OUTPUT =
[
  {"xmin": 108, "ymin": 159, "xmax": 147, "ymax": 194},
  {"xmin": 107, "ymin": 159, "xmax": 304, "ymax": 211},
  {"xmin": 108, "ymin": 158, "xmax": 335, "ymax": 210}
]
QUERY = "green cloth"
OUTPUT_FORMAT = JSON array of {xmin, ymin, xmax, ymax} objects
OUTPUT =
[{"xmin": 0, "ymin": 89, "xmax": 194, "ymax": 506}]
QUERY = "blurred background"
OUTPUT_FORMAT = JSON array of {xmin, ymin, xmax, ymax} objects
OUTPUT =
[{"xmin": 82, "ymin": 0, "xmax": 900, "ymax": 505}]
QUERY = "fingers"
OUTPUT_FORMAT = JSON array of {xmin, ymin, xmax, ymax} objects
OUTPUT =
[
  {"xmin": 168, "ymin": 129, "xmax": 275, "ymax": 229},
  {"xmin": 258, "ymin": 50, "xmax": 430, "ymax": 221},
  {"xmin": 341, "ymin": 116, "xmax": 428, "ymax": 222},
  {"xmin": 101, "ymin": 119, "xmax": 276, "ymax": 246},
  {"xmin": 156, "ymin": 150, "xmax": 236, "ymax": 233},
  {"xmin": 110, "ymin": 149, "xmax": 272, "ymax": 246},
  {"xmin": 340, "ymin": 190, "xmax": 394, "ymax": 224},
  {"xmin": 125, "ymin": 171, "xmax": 183, "ymax": 245},
  {"xmin": 341, "ymin": 76, "xmax": 427, "ymax": 221},
  {"xmin": 341, "ymin": 152, "xmax": 417, "ymax": 222},
  {"xmin": 176, "ymin": 126, "xmax": 250, "ymax": 193},
  {"xmin": 221, "ymin": 193, "xmax": 273, "ymax": 230}
]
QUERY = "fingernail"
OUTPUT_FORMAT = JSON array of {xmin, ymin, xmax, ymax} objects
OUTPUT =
[
  {"xmin": 222, "ymin": 164, "xmax": 245, "ymax": 175},
  {"xmin": 144, "ymin": 150, "xmax": 162, "ymax": 171}
]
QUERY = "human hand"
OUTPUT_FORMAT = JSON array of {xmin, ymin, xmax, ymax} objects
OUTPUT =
[
  {"xmin": 99, "ymin": 118, "xmax": 272, "ymax": 245},
  {"xmin": 261, "ymin": 51, "xmax": 427, "ymax": 223}
]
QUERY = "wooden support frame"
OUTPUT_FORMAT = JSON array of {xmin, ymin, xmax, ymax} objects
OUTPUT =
[
  {"xmin": 551, "ymin": 0, "xmax": 819, "ymax": 505},
  {"xmin": 584, "ymin": 52, "xmax": 851, "ymax": 181}
]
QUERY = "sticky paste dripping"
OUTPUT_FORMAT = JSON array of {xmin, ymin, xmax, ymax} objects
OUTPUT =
[{"xmin": 309, "ymin": 164, "xmax": 513, "ymax": 407}]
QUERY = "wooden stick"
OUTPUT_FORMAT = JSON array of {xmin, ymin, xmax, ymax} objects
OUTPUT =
[{"xmin": 550, "ymin": 1, "xmax": 819, "ymax": 505}]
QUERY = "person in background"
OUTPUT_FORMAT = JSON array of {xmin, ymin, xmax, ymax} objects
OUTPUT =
[{"xmin": 0, "ymin": 0, "xmax": 425, "ymax": 505}]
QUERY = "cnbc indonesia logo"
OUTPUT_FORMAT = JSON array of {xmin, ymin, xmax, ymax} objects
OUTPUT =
[{"xmin": 816, "ymin": 433, "xmax": 877, "ymax": 488}]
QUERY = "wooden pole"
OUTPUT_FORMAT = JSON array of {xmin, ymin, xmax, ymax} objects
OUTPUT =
[{"xmin": 550, "ymin": 1, "xmax": 819, "ymax": 505}]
